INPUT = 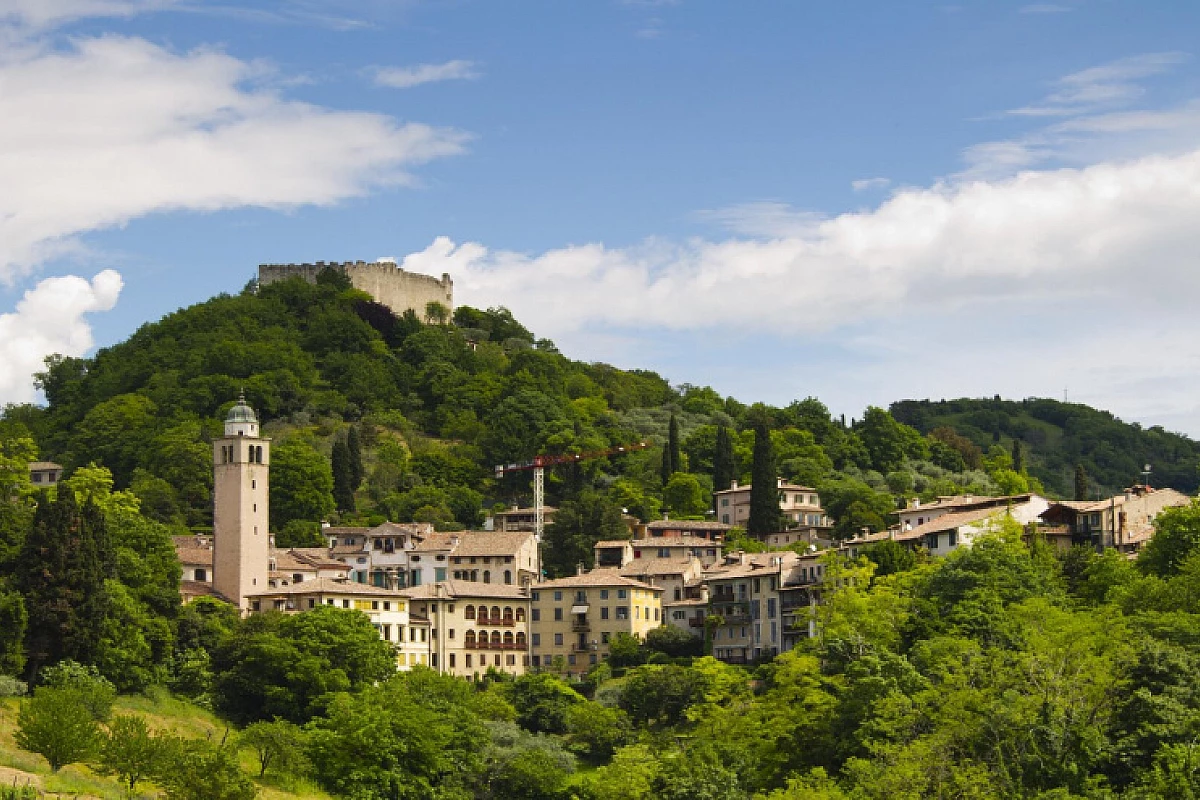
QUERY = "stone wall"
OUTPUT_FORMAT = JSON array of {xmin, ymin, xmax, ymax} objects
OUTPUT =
[{"xmin": 258, "ymin": 261, "xmax": 453, "ymax": 318}]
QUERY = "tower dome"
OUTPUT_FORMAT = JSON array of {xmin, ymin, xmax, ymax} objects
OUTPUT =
[{"xmin": 224, "ymin": 393, "xmax": 259, "ymax": 436}]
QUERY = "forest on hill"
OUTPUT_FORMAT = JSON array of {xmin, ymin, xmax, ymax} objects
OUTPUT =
[{"xmin": 2, "ymin": 267, "xmax": 1197, "ymax": 565}]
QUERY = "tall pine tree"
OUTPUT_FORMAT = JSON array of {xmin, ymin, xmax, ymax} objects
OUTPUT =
[
  {"xmin": 1011, "ymin": 439, "xmax": 1024, "ymax": 474},
  {"xmin": 1074, "ymin": 463, "xmax": 1089, "ymax": 501},
  {"xmin": 747, "ymin": 420, "xmax": 779, "ymax": 536},
  {"xmin": 17, "ymin": 490, "xmax": 113, "ymax": 681},
  {"xmin": 713, "ymin": 423, "xmax": 735, "ymax": 507},
  {"xmin": 667, "ymin": 414, "xmax": 681, "ymax": 476},
  {"xmin": 331, "ymin": 440, "xmax": 356, "ymax": 513},
  {"xmin": 346, "ymin": 426, "xmax": 364, "ymax": 490}
]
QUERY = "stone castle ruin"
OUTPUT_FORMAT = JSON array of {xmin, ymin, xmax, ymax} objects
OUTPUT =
[{"xmin": 258, "ymin": 261, "xmax": 453, "ymax": 318}]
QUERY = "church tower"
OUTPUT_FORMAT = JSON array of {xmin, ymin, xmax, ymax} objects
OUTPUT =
[{"xmin": 212, "ymin": 394, "xmax": 270, "ymax": 612}]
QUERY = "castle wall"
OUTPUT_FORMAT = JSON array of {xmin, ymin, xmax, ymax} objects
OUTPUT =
[{"xmin": 258, "ymin": 261, "xmax": 453, "ymax": 318}]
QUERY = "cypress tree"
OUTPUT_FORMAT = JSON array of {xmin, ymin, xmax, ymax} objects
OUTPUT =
[
  {"xmin": 331, "ymin": 440, "xmax": 356, "ymax": 512},
  {"xmin": 17, "ymin": 491, "xmax": 112, "ymax": 681},
  {"xmin": 667, "ymin": 414, "xmax": 681, "ymax": 477},
  {"xmin": 346, "ymin": 426, "xmax": 364, "ymax": 489},
  {"xmin": 747, "ymin": 420, "xmax": 778, "ymax": 536},
  {"xmin": 713, "ymin": 424, "xmax": 734, "ymax": 507},
  {"xmin": 1012, "ymin": 439, "xmax": 1024, "ymax": 474},
  {"xmin": 1074, "ymin": 463, "xmax": 1089, "ymax": 501}
]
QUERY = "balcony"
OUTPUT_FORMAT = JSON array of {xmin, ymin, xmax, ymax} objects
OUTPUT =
[
  {"xmin": 571, "ymin": 619, "xmax": 590, "ymax": 632},
  {"xmin": 475, "ymin": 617, "xmax": 516, "ymax": 626},
  {"xmin": 688, "ymin": 617, "xmax": 706, "ymax": 628},
  {"xmin": 721, "ymin": 614, "xmax": 752, "ymax": 626}
]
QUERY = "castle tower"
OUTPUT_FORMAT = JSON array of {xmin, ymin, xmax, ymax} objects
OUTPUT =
[{"xmin": 212, "ymin": 394, "xmax": 270, "ymax": 612}]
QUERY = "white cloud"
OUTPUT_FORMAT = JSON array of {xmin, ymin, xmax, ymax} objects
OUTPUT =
[
  {"xmin": 372, "ymin": 59, "xmax": 480, "ymax": 89},
  {"xmin": 1009, "ymin": 53, "xmax": 1186, "ymax": 118},
  {"xmin": 851, "ymin": 177, "xmax": 891, "ymax": 192},
  {"xmin": 0, "ymin": 0, "xmax": 174, "ymax": 30},
  {"xmin": 692, "ymin": 202, "xmax": 824, "ymax": 238},
  {"xmin": 0, "ymin": 270, "xmax": 122, "ymax": 404},
  {"xmin": 0, "ymin": 35, "xmax": 469, "ymax": 282}
]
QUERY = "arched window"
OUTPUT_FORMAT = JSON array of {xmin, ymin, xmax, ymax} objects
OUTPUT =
[
  {"xmin": 516, "ymin": 607, "xmax": 525, "ymax": 622},
  {"xmin": 504, "ymin": 570, "xmax": 512, "ymax": 584},
  {"xmin": 503, "ymin": 606, "xmax": 514, "ymax": 622},
  {"xmin": 471, "ymin": 570, "xmax": 478, "ymax": 581},
  {"xmin": 464, "ymin": 605, "xmax": 475, "ymax": 619},
  {"xmin": 516, "ymin": 631, "xmax": 527, "ymax": 646},
  {"xmin": 483, "ymin": 570, "xmax": 491, "ymax": 584},
  {"xmin": 491, "ymin": 606, "xmax": 501, "ymax": 622},
  {"xmin": 465, "ymin": 630, "xmax": 476, "ymax": 646},
  {"xmin": 503, "ymin": 631, "xmax": 514, "ymax": 646}
]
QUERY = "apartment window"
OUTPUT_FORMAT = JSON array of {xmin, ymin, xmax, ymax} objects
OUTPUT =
[
  {"xmin": 617, "ymin": 589, "xmax": 627, "ymax": 599},
  {"xmin": 532, "ymin": 608, "xmax": 540, "ymax": 622},
  {"xmin": 616, "ymin": 607, "xmax": 629, "ymax": 620},
  {"xmin": 658, "ymin": 548, "xmax": 670, "ymax": 558},
  {"xmin": 465, "ymin": 654, "xmax": 472, "ymax": 668},
  {"xmin": 411, "ymin": 569, "xmax": 422, "ymax": 586},
  {"xmin": 342, "ymin": 599, "xmax": 350, "ymax": 608},
  {"xmin": 673, "ymin": 610, "xmax": 684, "ymax": 620},
  {"xmin": 568, "ymin": 655, "xmax": 576, "ymax": 666},
  {"xmin": 532, "ymin": 633, "xmax": 541, "ymax": 646},
  {"xmin": 554, "ymin": 608, "xmax": 563, "ymax": 621},
  {"xmin": 435, "ymin": 568, "xmax": 447, "ymax": 582},
  {"xmin": 531, "ymin": 655, "xmax": 539, "ymax": 667},
  {"xmin": 307, "ymin": 599, "xmax": 315, "ymax": 609},
  {"xmin": 635, "ymin": 606, "xmax": 640, "ymax": 619},
  {"xmin": 531, "ymin": 591, "xmax": 540, "ymax": 601},
  {"xmin": 654, "ymin": 608, "xmax": 659, "ymax": 621},
  {"xmin": 507, "ymin": 655, "xmax": 516, "ymax": 666},
  {"xmin": 449, "ymin": 654, "xmax": 456, "ymax": 668},
  {"xmin": 601, "ymin": 632, "xmax": 610, "ymax": 644},
  {"xmin": 575, "ymin": 590, "xmax": 587, "ymax": 602},
  {"xmin": 753, "ymin": 578, "xmax": 761, "ymax": 594},
  {"xmin": 554, "ymin": 591, "xmax": 562, "ymax": 601},
  {"xmin": 767, "ymin": 598, "xmax": 777, "ymax": 619},
  {"xmin": 721, "ymin": 498, "xmax": 729, "ymax": 507},
  {"xmin": 601, "ymin": 607, "xmax": 609, "ymax": 620},
  {"xmin": 383, "ymin": 601, "xmax": 391, "ymax": 611},
  {"xmin": 722, "ymin": 515, "xmax": 730, "ymax": 524},
  {"xmin": 372, "ymin": 601, "xmax": 379, "ymax": 610},
  {"xmin": 600, "ymin": 589, "xmax": 609, "ymax": 600},
  {"xmin": 948, "ymin": 529, "xmax": 958, "ymax": 547},
  {"xmin": 449, "ymin": 629, "xmax": 455, "ymax": 639},
  {"xmin": 554, "ymin": 633, "xmax": 563, "ymax": 646}
]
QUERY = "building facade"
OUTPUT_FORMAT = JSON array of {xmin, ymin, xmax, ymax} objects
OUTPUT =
[
  {"xmin": 401, "ymin": 581, "xmax": 531, "ymax": 679},
  {"xmin": 713, "ymin": 479, "xmax": 832, "ymax": 533}
]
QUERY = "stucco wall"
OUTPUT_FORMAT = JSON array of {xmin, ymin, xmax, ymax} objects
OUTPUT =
[{"xmin": 258, "ymin": 261, "xmax": 453, "ymax": 318}]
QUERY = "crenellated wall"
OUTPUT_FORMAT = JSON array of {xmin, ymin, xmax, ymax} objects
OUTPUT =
[{"xmin": 258, "ymin": 261, "xmax": 453, "ymax": 318}]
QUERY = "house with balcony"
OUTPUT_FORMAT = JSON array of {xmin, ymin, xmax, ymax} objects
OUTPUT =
[
  {"xmin": 713, "ymin": 479, "xmax": 833, "ymax": 540},
  {"xmin": 489, "ymin": 505, "xmax": 559, "ymax": 532},
  {"xmin": 606, "ymin": 556, "xmax": 708, "ymax": 638},
  {"xmin": 893, "ymin": 494, "xmax": 1050, "ymax": 556},
  {"xmin": 705, "ymin": 551, "xmax": 799, "ymax": 664},
  {"xmin": 1040, "ymin": 486, "xmax": 1190, "ymax": 555},
  {"xmin": 401, "ymin": 580, "xmax": 531, "ymax": 679},
  {"xmin": 529, "ymin": 572, "xmax": 663, "ymax": 678}
]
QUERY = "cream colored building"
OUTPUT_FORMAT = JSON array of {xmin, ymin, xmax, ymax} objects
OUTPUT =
[
  {"xmin": 401, "ymin": 581, "xmax": 531, "ymax": 679},
  {"xmin": 612, "ymin": 557, "xmax": 708, "ymax": 638},
  {"xmin": 212, "ymin": 396, "xmax": 270, "ymax": 612},
  {"xmin": 713, "ymin": 479, "xmax": 832, "ymax": 533},
  {"xmin": 246, "ymin": 577, "xmax": 431, "ymax": 670},
  {"xmin": 530, "ymin": 573, "xmax": 663, "ymax": 678},
  {"xmin": 706, "ymin": 551, "xmax": 799, "ymax": 664}
]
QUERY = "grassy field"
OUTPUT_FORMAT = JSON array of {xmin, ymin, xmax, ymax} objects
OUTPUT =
[{"xmin": 0, "ymin": 693, "xmax": 331, "ymax": 800}]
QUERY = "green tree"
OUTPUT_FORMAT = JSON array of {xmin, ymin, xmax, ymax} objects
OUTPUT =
[
  {"xmin": 644, "ymin": 624, "xmax": 703, "ymax": 658},
  {"xmin": 0, "ymin": 579, "xmax": 27, "ymax": 676},
  {"xmin": 857, "ymin": 407, "xmax": 908, "ymax": 474},
  {"xmin": 269, "ymin": 438, "xmax": 335, "ymax": 529},
  {"xmin": 713, "ymin": 423, "xmax": 735, "ymax": 500},
  {"xmin": 542, "ymin": 491, "xmax": 626, "ymax": 578},
  {"xmin": 1139, "ymin": 499, "xmax": 1200, "ymax": 578},
  {"xmin": 1011, "ymin": 438, "xmax": 1024, "ymax": 473},
  {"xmin": 1075, "ymin": 462, "xmax": 1090, "ymax": 501},
  {"xmin": 748, "ymin": 419, "xmax": 779, "ymax": 536},
  {"xmin": 607, "ymin": 632, "xmax": 646, "ymax": 668},
  {"xmin": 39, "ymin": 660, "xmax": 116, "ymax": 721},
  {"xmin": 506, "ymin": 672, "xmax": 585, "ymax": 735},
  {"xmin": 16, "ymin": 491, "xmax": 113, "ymax": 681},
  {"xmin": 618, "ymin": 664, "xmax": 708, "ymax": 728},
  {"xmin": 330, "ymin": 439, "xmax": 355, "ymax": 512},
  {"xmin": 16, "ymin": 686, "xmax": 100, "ymax": 771},
  {"xmin": 663, "ymin": 472, "xmax": 708, "ymax": 517},
  {"xmin": 346, "ymin": 425, "xmax": 364, "ymax": 489},
  {"xmin": 663, "ymin": 414, "xmax": 682, "ymax": 485},
  {"xmin": 157, "ymin": 738, "xmax": 257, "ymax": 800},
  {"xmin": 95, "ymin": 714, "xmax": 164, "ymax": 796},
  {"xmin": 564, "ymin": 702, "xmax": 632, "ymax": 761},
  {"xmin": 239, "ymin": 719, "xmax": 309, "ymax": 779}
]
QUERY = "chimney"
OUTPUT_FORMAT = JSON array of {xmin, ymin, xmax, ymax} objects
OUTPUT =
[
  {"xmin": 777, "ymin": 477, "xmax": 784, "ymax": 488},
  {"xmin": 576, "ymin": 562, "xmax": 585, "ymax": 576},
  {"xmin": 450, "ymin": 535, "xmax": 461, "ymax": 549},
  {"xmin": 731, "ymin": 479, "xmax": 738, "ymax": 490},
  {"xmin": 910, "ymin": 498, "xmax": 920, "ymax": 509},
  {"xmin": 1123, "ymin": 489, "xmax": 1133, "ymax": 502},
  {"xmin": 268, "ymin": 533, "xmax": 276, "ymax": 548}
]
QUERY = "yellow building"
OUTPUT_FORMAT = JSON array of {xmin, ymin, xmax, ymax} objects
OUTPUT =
[
  {"xmin": 530, "ymin": 573, "xmax": 663, "ymax": 678},
  {"xmin": 246, "ymin": 578, "xmax": 431, "ymax": 670},
  {"xmin": 401, "ymin": 580, "xmax": 532, "ymax": 679}
]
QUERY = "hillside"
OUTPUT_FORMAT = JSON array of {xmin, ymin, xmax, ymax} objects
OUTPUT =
[
  {"xmin": 892, "ymin": 398, "xmax": 1200, "ymax": 498},
  {"xmin": 2, "ymin": 267, "xmax": 1197, "ymax": 551}
]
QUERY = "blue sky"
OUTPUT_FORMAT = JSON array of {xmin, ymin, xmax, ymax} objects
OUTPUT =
[{"xmin": 4, "ymin": 0, "xmax": 1200, "ymax": 437}]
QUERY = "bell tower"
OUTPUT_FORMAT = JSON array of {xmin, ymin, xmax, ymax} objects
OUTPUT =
[{"xmin": 212, "ymin": 393, "xmax": 270, "ymax": 612}]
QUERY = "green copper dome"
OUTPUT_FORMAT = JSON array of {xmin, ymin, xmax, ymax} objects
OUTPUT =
[{"xmin": 225, "ymin": 393, "xmax": 258, "ymax": 424}]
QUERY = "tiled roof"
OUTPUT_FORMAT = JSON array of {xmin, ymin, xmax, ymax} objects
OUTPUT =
[
  {"xmin": 285, "ymin": 548, "xmax": 348, "ymax": 569},
  {"xmin": 899, "ymin": 494, "xmax": 1034, "ymax": 516},
  {"xmin": 645, "ymin": 519, "xmax": 732, "ymax": 531},
  {"xmin": 180, "ymin": 581, "xmax": 227, "ymax": 601},
  {"xmin": 629, "ymin": 536, "xmax": 719, "ymax": 549},
  {"xmin": 28, "ymin": 461, "xmax": 62, "ymax": 470},
  {"xmin": 536, "ymin": 572, "xmax": 662, "ymax": 592},
  {"xmin": 329, "ymin": 542, "xmax": 369, "ymax": 556},
  {"xmin": 705, "ymin": 552, "xmax": 800, "ymax": 581},
  {"xmin": 714, "ymin": 482, "xmax": 815, "ymax": 495},
  {"xmin": 399, "ymin": 580, "xmax": 530, "ymax": 600},
  {"xmin": 618, "ymin": 557, "xmax": 701, "ymax": 577},
  {"xmin": 894, "ymin": 507, "xmax": 1006, "ymax": 542},
  {"xmin": 247, "ymin": 578, "xmax": 402, "ymax": 598},
  {"xmin": 412, "ymin": 531, "xmax": 534, "ymax": 557},
  {"xmin": 594, "ymin": 539, "xmax": 633, "ymax": 548},
  {"xmin": 175, "ymin": 546, "xmax": 213, "ymax": 567}
]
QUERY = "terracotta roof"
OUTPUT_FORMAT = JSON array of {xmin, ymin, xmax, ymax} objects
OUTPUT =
[
  {"xmin": 714, "ymin": 482, "xmax": 815, "ymax": 495},
  {"xmin": 175, "ymin": 546, "xmax": 213, "ymax": 567},
  {"xmin": 894, "ymin": 507, "xmax": 1006, "ymax": 542},
  {"xmin": 665, "ymin": 598, "xmax": 708, "ymax": 607},
  {"xmin": 329, "ymin": 541, "xmax": 369, "ymax": 556},
  {"xmin": 536, "ymin": 572, "xmax": 662, "ymax": 591},
  {"xmin": 323, "ymin": 526, "xmax": 371, "ymax": 536},
  {"xmin": 247, "ymin": 578, "xmax": 403, "ymax": 598},
  {"xmin": 28, "ymin": 461, "xmax": 62, "ymax": 471},
  {"xmin": 645, "ymin": 519, "xmax": 732, "ymax": 531},
  {"xmin": 399, "ymin": 580, "xmax": 530, "ymax": 601},
  {"xmin": 705, "ymin": 552, "xmax": 800, "ymax": 581},
  {"xmin": 629, "ymin": 536, "xmax": 720, "ymax": 549},
  {"xmin": 285, "ymin": 548, "xmax": 348, "ymax": 569},
  {"xmin": 412, "ymin": 531, "xmax": 535, "ymax": 557},
  {"xmin": 370, "ymin": 521, "xmax": 433, "ymax": 537},
  {"xmin": 618, "ymin": 557, "xmax": 702, "ymax": 577},
  {"xmin": 899, "ymin": 494, "xmax": 1034, "ymax": 516},
  {"xmin": 594, "ymin": 539, "xmax": 633, "ymax": 548},
  {"xmin": 180, "ymin": 581, "xmax": 227, "ymax": 601}
]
